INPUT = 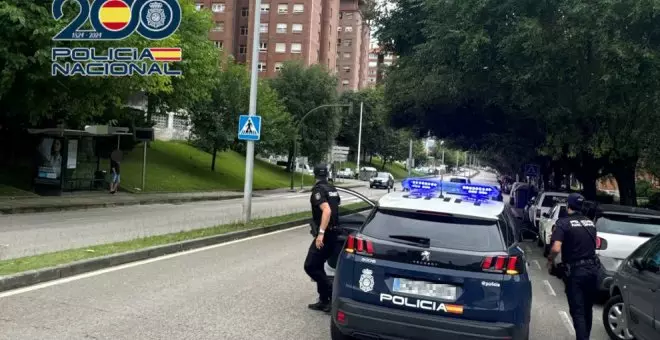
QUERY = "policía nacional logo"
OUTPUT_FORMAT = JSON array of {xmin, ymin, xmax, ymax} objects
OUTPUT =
[{"xmin": 50, "ymin": 0, "xmax": 183, "ymax": 77}]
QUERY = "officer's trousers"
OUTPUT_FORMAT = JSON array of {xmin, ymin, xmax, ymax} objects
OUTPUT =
[
  {"xmin": 303, "ymin": 231, "xmax": 338, "ymax": 302},
  {"xmin": 564, "ymin": 264, "xmax": 599, "ymax": 340}
]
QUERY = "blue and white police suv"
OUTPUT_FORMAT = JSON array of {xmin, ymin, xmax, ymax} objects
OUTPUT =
[{"xmin": 330, "ymin": 178, "xmax": 532, "ymax": 340}]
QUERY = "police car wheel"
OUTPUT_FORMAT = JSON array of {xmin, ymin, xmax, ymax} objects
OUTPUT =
[
  {"xmin": 330, "ymin": 319, "xmax": 355, "ymax": 340},
  {"xmin": 603, "ymin": 294, "xmax": 635, "ymax": 340}
]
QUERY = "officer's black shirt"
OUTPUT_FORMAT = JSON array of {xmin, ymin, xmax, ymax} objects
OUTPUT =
[
  {"xmin": 550, "ymin": 212, "xmax": 597, "ymax": 264},
  {"xmin": 310, "ymin": 180, "xmax": 341, "ymax": 230}
]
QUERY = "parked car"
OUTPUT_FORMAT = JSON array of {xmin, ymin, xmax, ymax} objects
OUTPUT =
[
  {"xmin": 528, "ymin": 191, "xmax": 570, "ymax": 233},
  {"xmin": 602, "ymin": 233, "xmax": 660, "ymax": 340},
  {"xmin": 448, "ymin": 176, "xmax": 471, "ymax": 184},
  {"xmin": 369, "ymin": 172, "xmax": 394, "ymax": 189},
  {"xmin": 538, "ymin": 202, "xmax": 568, "ymax": 256},
  {"xmin": 336, "ymin": 168, "xmax": 355, "ymax": 179}
]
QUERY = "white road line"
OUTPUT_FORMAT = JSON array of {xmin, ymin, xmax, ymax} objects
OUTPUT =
[
  {"xmin": 532, "ymin": 260, "xmax": 542, "ymax": 270},
  {"xmin": 543, "ymin": 280, "xmax": 557, "ymax": 296},
  {"xmin": 0, "ymin": 223, "xmax": 310, "ymax": 299},
  {"xmin": 559, "ymin": 310, "xmax": 576, "ymax": 336}
]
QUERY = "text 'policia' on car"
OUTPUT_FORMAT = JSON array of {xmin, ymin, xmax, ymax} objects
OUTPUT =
[{"xmin": 331, "ymin": 178, "xmax": 533, "ymax": 340}]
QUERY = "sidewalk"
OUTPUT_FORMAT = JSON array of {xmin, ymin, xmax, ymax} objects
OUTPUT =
[{"xmin": 0, "ymin": 179, "xmax": 366, "ymax": 215}]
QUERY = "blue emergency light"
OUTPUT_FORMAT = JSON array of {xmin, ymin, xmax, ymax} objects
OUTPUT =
[{"xmin": 401, "ymin": 177, "xmax": 501, "ymax": 201}]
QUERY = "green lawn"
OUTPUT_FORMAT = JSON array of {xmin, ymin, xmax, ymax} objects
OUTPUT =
[
  {"xmin": 340, "ymin": 157, "xmax": 425, "ymax": 179},
  {"xmin": 109, "ymin": 141, "xmax": 314, "ymax": 192}
]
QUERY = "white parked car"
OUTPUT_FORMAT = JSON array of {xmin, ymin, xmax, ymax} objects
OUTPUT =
[
  {"xmin": 538, "ymin": 203, "xmax": 568, "ymax": 256},
  {"xmin": 551, "ymin": 203, "xmax": 660, "ymax": 294},
  {"xmin": 336, "ymin": 168, "xmax": 355, "ymax": 179},
  {"xmin": 529, "ymin": 191, "xmax": 570, "ymax": 235},
  {"xmin": 448, "ymin": 176, "xmax": 471, "ymax": 184}
]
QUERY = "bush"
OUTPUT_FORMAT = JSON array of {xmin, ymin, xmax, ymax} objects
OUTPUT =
[
  {"xmin": 636, "ymin": 180, "xmax": 654, "ymax": 197},
  {"xmin": 648, "ymin": 191, "xmax": 660, "ymax": 210}
]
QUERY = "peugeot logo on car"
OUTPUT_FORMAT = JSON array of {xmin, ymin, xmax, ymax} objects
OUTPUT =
[{"xmin": 421, "ymin": 250, "xmax": 431, "ymax": 262}]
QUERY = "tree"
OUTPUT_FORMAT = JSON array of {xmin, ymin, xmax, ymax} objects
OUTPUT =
[
  {"xmin": 337, "ymin": 87, "xmax": 389, "ymax": 161},
  {"xmin": 188, "ymin": 59, "xmax": 292, "ymax": 170},
  {"xmin": 269, "ymin": 61, "xmax": 339, "ymax": 167},
  {"xmin": 376, "ymin": 0, "xmax": 660, "ymax": 205}
]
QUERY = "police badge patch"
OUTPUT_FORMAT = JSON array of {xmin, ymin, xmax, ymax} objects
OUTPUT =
[
  {"xmin": 314, "ymin": 192, "xmax": 321, "ymax": 201},
  {"xmin": 146, "ymin": 1, "xmax": 166, "ymax": 29}
]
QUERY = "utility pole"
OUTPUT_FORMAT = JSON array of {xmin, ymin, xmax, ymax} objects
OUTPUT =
[
  {"xmin": 242, "ymin": 0, "xmax": 262, "ymax": 223},
  {"xmin": 356, "ymin": 102, "xmax": 363, "ymax": 176},
  {"xmin": 408, "ymin": 139, "xmax": 413, "ymax": 177}
]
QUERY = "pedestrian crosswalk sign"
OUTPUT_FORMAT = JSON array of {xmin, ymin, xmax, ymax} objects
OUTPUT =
[{"xmin": 237, "ymin": 115, "xmax": 261, "ymax": 141}]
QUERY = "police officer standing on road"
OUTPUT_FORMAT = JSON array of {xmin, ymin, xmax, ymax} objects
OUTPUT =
[
  {"xmin": 547, "ymin": 193, "xmax": 599, "ymax": 340},
  {"xmin": 304, "ymin": 163, "xmax": 341, "ymax": 312}
]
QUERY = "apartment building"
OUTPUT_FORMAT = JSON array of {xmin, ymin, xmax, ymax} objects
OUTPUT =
[
  {"xmin": 336, "ymin": 0, "xmax": 370, "ymax": 91},
  {"xmin": 195, "ymin": 0, "xmax": 371, "ymax": 85},
  {"xmin": 366, "ymin": 46, "xmax": 396, "ymax": 86}
]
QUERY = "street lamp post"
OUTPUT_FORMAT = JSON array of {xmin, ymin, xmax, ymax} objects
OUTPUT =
[
  {"xmin": 289, "ymin": 103, "xmax": 353, "ymax": 191},
  {"xmin": 241, "ymin": 0, "xmax": 262, "ymax": 224}
]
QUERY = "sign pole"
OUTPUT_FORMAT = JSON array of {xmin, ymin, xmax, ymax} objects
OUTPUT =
[
  {"xmin": 356, "ymin": 102, "xmax": 363, "ymax": 175},
  {"xmin": 242, "ymin": 0, "xmax": 262, "ymax": 224},
  {"xmin": 408, "ymin": 139, "xmax": 413, "ymax": 177},
  {"xmin": 142, "ymin": 142, "xmax": 147, "ymax": 190}
]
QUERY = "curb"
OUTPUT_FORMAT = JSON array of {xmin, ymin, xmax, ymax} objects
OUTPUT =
[{"xmin": 0, "ymin": 206, "xmax": 372, "ymax": 293}]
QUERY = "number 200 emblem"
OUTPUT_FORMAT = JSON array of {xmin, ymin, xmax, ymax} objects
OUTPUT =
[{"xmin": 52, "ymin": 0, "xmax": 182, "ymax": 41}]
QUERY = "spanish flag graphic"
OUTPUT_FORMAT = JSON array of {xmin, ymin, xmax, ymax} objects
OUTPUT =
[
  {"xmin": 445, "ymin": 304, "xmax": 464, "ymax": 315},
  {"xmin": 149, "ymin": 48, "xmax": 183, "ymax": 62},
  {"xmin": 99, "ymin": 0, "xmax": 131, "ymax": 31}
]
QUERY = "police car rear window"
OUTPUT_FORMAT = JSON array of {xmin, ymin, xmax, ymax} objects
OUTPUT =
[{"xmin": 361, "ymin": 209, "xmax": 505, "ymax": 251}]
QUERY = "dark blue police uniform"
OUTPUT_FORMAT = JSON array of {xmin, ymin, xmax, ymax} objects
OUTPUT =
[{"xmin": 549, "ymin": 193, "xmax": 599, "ymax": 340}]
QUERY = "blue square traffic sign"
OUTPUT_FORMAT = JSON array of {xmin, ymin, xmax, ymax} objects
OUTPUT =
[{"xmin": 237, "ymin": 115, "xmax": 261, "ymax": 141}]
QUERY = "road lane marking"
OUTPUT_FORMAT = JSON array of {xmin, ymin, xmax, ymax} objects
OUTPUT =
[
  {"xmin": 559, "ymin": 311, "xmax": 575, "ymax": 336},
  {"xmin": 543, "ymin": 280, "xmax": 557, "ymax": 296},
  {"xmin": 0, "ymin": 223, "xmax": 310, "ymax": 299},
  {"xmin": 532, "ymin": 260, "xmax": 542, "ymax": 270}
]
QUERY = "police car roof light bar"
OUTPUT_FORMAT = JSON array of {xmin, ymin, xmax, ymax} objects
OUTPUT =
[{"xmin": 401, "ymin": 178, "xmax": 500, "ymax": 202}]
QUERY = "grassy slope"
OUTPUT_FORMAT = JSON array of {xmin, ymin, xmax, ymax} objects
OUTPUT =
[{"xmin": 111, "ymin": 141, "xmax": 314, "ymax": 192}]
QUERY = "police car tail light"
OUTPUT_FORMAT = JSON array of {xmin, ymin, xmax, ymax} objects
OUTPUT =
[
  {"xmin": 482, "ymin": 255, "xmax": 521, "ymax": 275},
  {"xmin": 596, "ymin": 236, "xmax": 603, "ymax": 249},
  {"xmin": 336, "ymin": 310, "xmax": 346, "ymax": 324},
  {"xmin": 345, "ymin": 234, "xmax": 374, "ymax": 255}
]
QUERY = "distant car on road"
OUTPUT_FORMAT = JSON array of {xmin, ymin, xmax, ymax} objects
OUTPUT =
[
  {"xmin": 602, "ymin": 233, "xmax": 660, "ymax": 340},
  {"xmin": 528, "ymin": 191, "xmax": 570, "ymax": 232},
  {"xmin": 448, "ymin": 176, "xmax": 471, "ymax": 184},
  {"xmin": 369, "ymin": 172, "xmax": 394, "ymax": 189},
  {"xmin": 336, "ymin": 168, "xmax": 355, "ymax": 179},
  {"xmin": 538, "ymin": 202, "xmax": 568, "ymax": 256}
]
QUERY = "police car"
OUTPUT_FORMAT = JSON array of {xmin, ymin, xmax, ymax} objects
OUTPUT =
[{"xmin": 330, "ymin": 178, "xmax": 532, "ymax": 340}]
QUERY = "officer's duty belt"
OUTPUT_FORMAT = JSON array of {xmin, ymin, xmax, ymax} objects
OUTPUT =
[{"xmin": 567, "ymin": 258, "xmax": 598, "ymax": 267}]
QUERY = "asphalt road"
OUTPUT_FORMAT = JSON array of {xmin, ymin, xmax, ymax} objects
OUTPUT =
[
  {"xmin": 0, "ymin": 172, "xmax": 481, "ymax": 260},
  {"xmin": 0, "ymin": 171, "xmax": 611, "ymax": 340}
]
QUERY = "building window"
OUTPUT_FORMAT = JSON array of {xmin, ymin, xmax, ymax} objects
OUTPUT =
[
  {"xmin": 276, "ymin": 23, "xmax": 287, "ymax": 33},
  {"xmin": 346, "ymin": 12, "xmax": 353, "ymax": 19},
  {"xmin": 214, "ymin": 41, "xmax": 223, "ymax": 49},
  {"xmin": 345, "ymin": 26, "xmax": 353, "ymax": 32},
  {"xmin": 293, "ymin": 4, "xmax": 304, "ymax": 13},
  {"xmin": 241, "ymin": 7, "xmax": 249, "ymax": 17},
  {"xmin": 278, "ymin": 4, "xmax": 288, "ymax": 14},
  {"xmin": 212, "ymin": 3, "xmax": 225, "ymax": 12},
  {"xmin": 369, "ymin": 53, "xmax": 377, "ymax": 59},
  {"xmin": 260, "ymin": 3, "xmax": 270, "ymax": 13},
  {"xmin": 258, "ymin": 62, "xmax": 267, "ymax": 72},
  {"xmin": 368, "ymin": 61, "xmax": 377, "ymax": 67},
  {"xmin": 339, "ymin": 12, "xmax": 343, "ymax": 19},
  {"xmin": 369, "ymin": 78, "xmax": 376, "ymax": 83},
  {"xmin": 259, "ymin": 41, "xmax": 268, "ymax": 52},
  {"xmin": 337, "ymin": 26, "xmax": 342, "ymax": 32},
  {"xmin": 275, "ymin": 62, "xmax": 284, "ymax": 72},
  {"xmin": 337, "ymin": 38, "xmax": 341, "ymax": 46},
  {"xmin": 239, "ymin": 45, "xmax": 247, "ymax": 55},
  {"xmin": 212, "ymin": 21, "xmax": 224, "ymax": 32},
  {"xmin": 344, "ymin": 52, "xmax": 351, "ymax": 59},
  {"xmin": 260, "ymin": 23, "xmax": 268, "ymax": 33},
  {"xmin": 292, "ymin": 23, "xmax": 303, "ymax": 33},
  {"xmin": 275, "ymin": 43, "xmax": 286, "ymax": 53},
  {"xmin": 344, "ymin": 39, "xmax": 352, "ymax": 47},
  {"xmin": 240, "ymin": 26, "xmax": 248, "ymax": 36},
  {"xmin": 291, "ymin": 43, "xmax": 302, "ymax": 53},
  {"xmin": 342, "ymin": 79, "xmax": 349, "ymax": 86},
  {"xmin": 195, "ymin": 3, "xmax": 203, "ymax": 10},
  {"xmin": 343, "ymin": 66, "xmax": 350, "ymax": 73}
]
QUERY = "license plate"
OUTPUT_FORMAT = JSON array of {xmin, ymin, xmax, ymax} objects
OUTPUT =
[{"xmin": 392, "ymin": 278, "xmax": 457, "ymax": 300}]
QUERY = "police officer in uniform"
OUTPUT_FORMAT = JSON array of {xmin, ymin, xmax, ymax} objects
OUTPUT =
[
  {"xmin": 304, "ymin": 163, "xmax": 341, "ymax": 312},
  {"xmin": 547, "ymin": 193, "xmax": 599, "ymax": 340}
]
